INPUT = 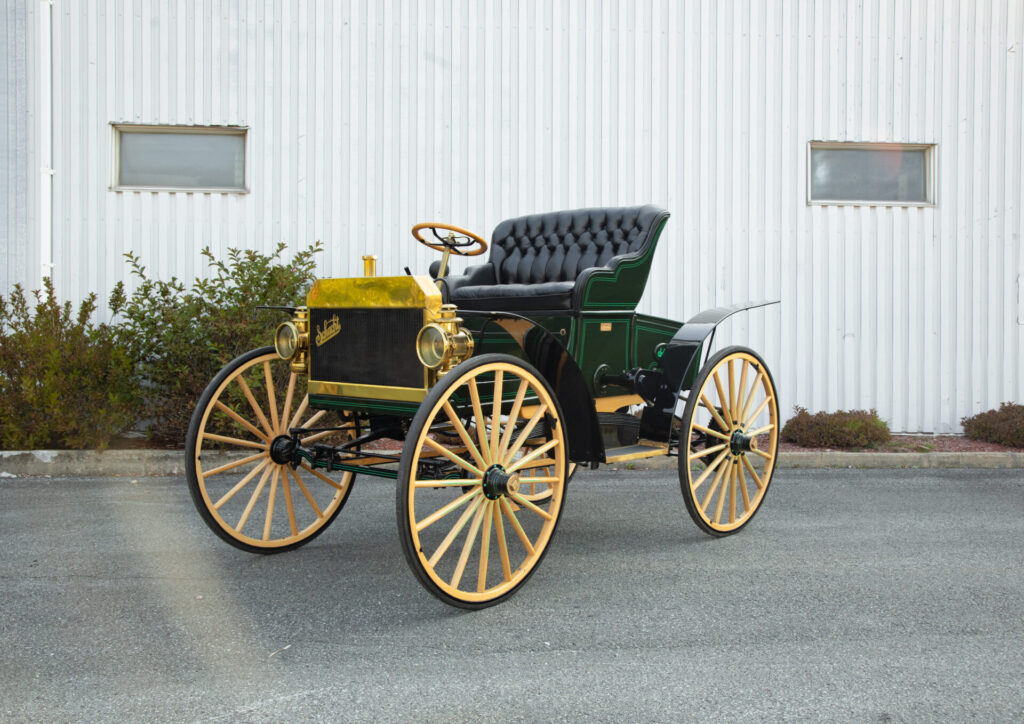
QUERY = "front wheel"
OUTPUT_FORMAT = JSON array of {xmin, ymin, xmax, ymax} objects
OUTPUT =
[
  {"xmin": 185, "ymin": 347, "xmax": 356, "ymax": 553},
  {"xmin": 397, "ymin": 354, "xmax": 569, "ymax": 609},
  {"xmin": 678, "ymin": 346, "xmax": 779, "ymax": 536}
]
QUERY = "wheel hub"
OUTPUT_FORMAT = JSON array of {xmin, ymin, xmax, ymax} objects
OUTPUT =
[
  {"xmin": 729, "ymin": 428, "xmax": 755, "ymax": 456},
  {"xmin": 482, "ymin": 464, "xmax": 521, "ymax": 500},
  {"xmin": 269, "ymin": 434, "xmax": 298, "ymax": 464}
]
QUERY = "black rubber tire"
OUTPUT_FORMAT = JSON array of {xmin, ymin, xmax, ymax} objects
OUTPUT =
[{"xmin": 185, "ymin": 346, "xmax": 355, "ymax": 554}]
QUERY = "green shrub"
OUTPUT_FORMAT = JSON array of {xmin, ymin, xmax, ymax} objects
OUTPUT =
[
  {"xmin": 0, "ymin": 279, "xmax": 139, "ymax": 449},
  {"xmin": 781, "ymin": 406, "xmax": 891, "ymax": 449},
  {"xmin": 109, "ymin": 243, "xmax": 320, "ymax": 442},
  {"xmin": 961, "ymin": 403, "xmax": 1024, "ymax": 448}
]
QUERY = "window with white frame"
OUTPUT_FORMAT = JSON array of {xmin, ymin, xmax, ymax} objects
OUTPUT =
[
  {"xmin": 808, "ymin": 142, "xmax": 935, "ymax": 206},
  {"xmin": 112, "ymin": 124, "xmax": 247, "ymax": 192}
]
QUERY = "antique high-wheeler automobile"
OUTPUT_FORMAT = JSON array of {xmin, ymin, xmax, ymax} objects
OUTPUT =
[{"xmin": 185, "ymin": 205, "xmax": 779, "ymax": 608}]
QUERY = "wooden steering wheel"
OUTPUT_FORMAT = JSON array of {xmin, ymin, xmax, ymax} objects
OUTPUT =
[{"xmin": 411, "ymin": 223, "xmax": 488, "ymax": 257}]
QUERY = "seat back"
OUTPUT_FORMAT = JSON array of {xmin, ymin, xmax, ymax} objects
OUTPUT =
[{"xmin": 488, "ymin": 205, "xmax": 668, "ymax": 285}]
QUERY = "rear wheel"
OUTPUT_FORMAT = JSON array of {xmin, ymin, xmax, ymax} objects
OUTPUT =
[
  {"xmin": 185, "ymin": 347, "xmax": 355, "ymax": 553},
  {"xmin": 678, "ymin": 346, "xmax": 779, "ymax": 536},
  {"xmin": 397, "ymin": 354, "xmax": 568, "ymax": 608}
]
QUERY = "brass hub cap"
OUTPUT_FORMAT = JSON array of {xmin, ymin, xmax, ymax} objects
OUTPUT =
[{"xmin": 482, "ymin": 465, "xmax": 521, "ymax": 500}]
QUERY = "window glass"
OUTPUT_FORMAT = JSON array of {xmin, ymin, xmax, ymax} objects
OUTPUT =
[
  {"xmin": 810, "ymin": 144, "xmax": 931, "ymax": 204},
  {"xmin": 117, "ymin": 128, "xmax": 245, "ymax": 190}
]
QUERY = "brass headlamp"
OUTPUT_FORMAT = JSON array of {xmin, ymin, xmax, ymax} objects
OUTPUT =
[
  {"xmin": 274, "ymin": 307, "xmax": 310, "ymax": 373},
  {"xmin": 416, "ymin": 304, "xmax": 473, "ymax": 374}
]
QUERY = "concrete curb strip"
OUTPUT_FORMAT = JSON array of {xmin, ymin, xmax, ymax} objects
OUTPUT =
[{"xmin": 2, "ymin": 448, "xmax": 1024, "ymax": 477}]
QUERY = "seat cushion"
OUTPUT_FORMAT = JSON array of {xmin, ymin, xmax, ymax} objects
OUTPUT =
[
  {"xmin": 489, "ymin": 205, "xmax": 667, "ymax": 285},
  {"xmin": 449, "ymin": 281, "xmax": 575, "ymax": 312}
]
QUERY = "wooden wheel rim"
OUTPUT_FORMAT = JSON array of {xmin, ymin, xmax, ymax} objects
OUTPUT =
[
  {"xmin": 403, "ymin": 360, "xmax": 566, "ymax": 604},
  {"xmin": 682, "ymin": 349, "xmax": 778, "ymax": 533},
  {"xmin": 191, "ymin": 350, "xmax": 353, "ymax": 549}
]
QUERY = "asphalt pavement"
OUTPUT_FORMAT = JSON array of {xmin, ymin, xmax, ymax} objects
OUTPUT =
[{"xmin": 2, "ymin": 469, "xmax": 1023, "ymax": 722}]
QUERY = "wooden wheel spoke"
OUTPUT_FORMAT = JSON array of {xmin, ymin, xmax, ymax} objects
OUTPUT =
[
  {"xmin": 202, "ymin": 432, "xmax": 268, "ymax": 450},
  {"xmin": 443, "ymin": 401, "xmax": 488, "ymax": 470},
  {"xmin": 235, "ymin": 374, "xmax": 273, "ymax": 437},
  {"xmin": 477, "ymin": 501, "xmax": 493, "ymax": 592},
  {"xmin": 280, "ymin": 466, "xmax": 299, "ymax": 536},
  {"xmin": 450, "ymin": 502, "xmax": 488, "ymax": 589},
  {"xmin": 503, "ymin": 403, "xmax": 548, "ymax": 465},
  {"xmin": 427, "ymin": 495, "xmax": 485, "ymax": 567},
  {"xmin": 288, "ymin": 394, "xmax": 310, "ymax": 431},
  {"xmin": 727, "ymin": 358, "xmax": 737, "ymax": 422},
  {"xmin": 507, "ymin": 438, "xmax": 560, "ymax": 473},
  {"xmin": 236, "ymin": 464, "xmax": 274, "ymax": 532},
  {"xmin": 728, "ymin": 464, "xmax": 737, "ymax": 523},
  {"xmin": 263, "ymin": 468, "xmax": 280, "ymax": 540},
  {"xmin": 510, "ymin": 457, "xmax": 558, "ymax": 471},
  {"xmin": 298, "ymin": 409, "xmax": 327, "ymax": 433},
  {"xmin": 743, "ymin": 395, "xmax": 771, "ymax": 429},
  {"xmin": 699, "ymin": 394, "xmax": 730, "ymax": 434},
  {"xmin": 714, "ymin": 465, "xmax": 731, "ymax": 524},
  {"xmin": 693, "ymin": 423, "xmax": 730, "ymax": 442},
  {"xmin": 290, "ymin": 467, "xmax": 323, "ymax": 518},
  {"xmin": 519, "ymin": 476, "xmax": 558, "ymax": 484},
  {"xmin": 737, "ymin": 463, "xmax": 751, "ymax": 513},
  {"xmin": 740, "ymin": 369, "xmax": 766, "ymax": 423},
  {"xmin": 414, "ymin": 478, "xmax": 482, "ymax": 487},
  {"xmin": 489, "ymin": 371, "xmax": 503, "ymax": 462},
  {"xmin": 735, "ymin": 360, "xmax": 750, "ymax": 423},
  {"xmin": 263, "ymin": 361, "xmax": 280, "ymax": 433},
  {"xmin": 742, "ymin": 455, "xmax": 765, "ymax": 489},
  {"xmin": 213, "ymin": 458, "xmax": 270, "ymax": 509},
  {"xmin": 280, "ymin": 372, "xmax": 297, "ymax": 437},
  {"xmin": 214, "ymin": 401, "xmax": 269, "ymax": 442},
  {"xmin": 299, "ymin": 462, "xmax": 347, "ymax": 491},
  {"xmin": 700, "ymin": 460, "xmax": 730, "ymax": 511},
  {"xmin": 689, "ymin": 442, "xmax": 728, "ymax": 462},
  {"xmin": 509, "ymin": 493, "xmax": 554, "ymax": 521},
  {"xmin": 750, "ymin": 447, "xmax": 773, "ymax": 460},
  {"xmin": 301, "ymin": 428, "xmax": 346, "ymax": 446},
  {"xmin": 691, "ymin": 448, "xmax": 731, "ymax": 490},
  {"xmin": 416, "ymin": 488, "xmax": 481, "ymax": 533},
  {"xmin": 202, "ymin": 451, "xmax": 267, "ymax": 478},
  {"xmin": 468, "ymin": 378, "xmax": 491, "ymax": 465},
  {"xmin": 497, "ymin": 379, "xmax": 529, "ymax": 462},
  {"xmin": 747, "ymin": 423, "xmax": 775, "ymax": 437},
  {"xmin": 423, "ymin": 437, "xmax": 484, "ymax": 477},
  {"xmin": 712, "ymin": 370, "xmax": 733, "ymax": 427},
  {"xmin": 493, "ymin": 502, "xmax": 512, "ymax": 582},
  {"xmin": 499, "ymin": 497, "xmax": 535, "ymax": 555}
]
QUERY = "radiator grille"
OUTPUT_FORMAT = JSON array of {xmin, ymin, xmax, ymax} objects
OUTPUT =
[{"xmin": 310, "ymin": 308, "xmax": 424, "ymax": 388}]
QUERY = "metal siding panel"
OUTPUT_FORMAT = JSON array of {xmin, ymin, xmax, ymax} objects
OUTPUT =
[
  {"xmin": 1010, "ymin": 0, "xmax": 1024, "ymax": 406},
  {"xmin": 2, "ymin": 3, "xmax": 32, "ymax": 295}
]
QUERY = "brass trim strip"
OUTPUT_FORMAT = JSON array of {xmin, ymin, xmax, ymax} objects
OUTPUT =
[{"xmin": 308, "ymin": 380, "xmax": 428, "ymax": 403}]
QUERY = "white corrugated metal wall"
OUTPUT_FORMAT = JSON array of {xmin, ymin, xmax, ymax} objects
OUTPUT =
[
  {"xmin": 10, "ymin": 0, "xmax": 1024, "ymax": 433},
  {"xmin": 0, "ymin": 1, "xmax": 39, "ymax": 296}
]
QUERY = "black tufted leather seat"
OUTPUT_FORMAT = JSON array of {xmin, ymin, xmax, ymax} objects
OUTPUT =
[{"xmin": 445, "ymin": 205, "xmax": 670, "ymax": 312}]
